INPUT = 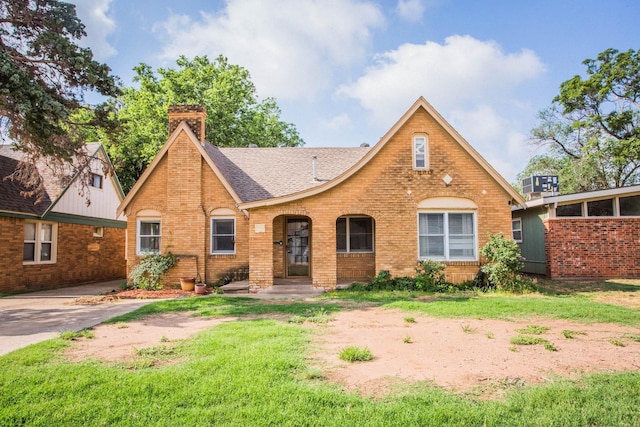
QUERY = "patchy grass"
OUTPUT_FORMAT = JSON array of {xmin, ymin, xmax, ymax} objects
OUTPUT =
[
  {"xmin": 563, "ymin": 330, "xmax": 587, "ymax": 339},
  {"xmin": 339, "ymin": 346, "xmax": 373, "ymax": 362},
  {"xmin": 59, "ymin": 329, "xmax": 94, "ymax": 341},
  {"xmin": 516, "ymin": 325, "xmax": 550, "ymax": 335},
  {"xmin": 2, "ymin": 291, "xmax": 640, "ymax": 426},
  {"xmin": 510, "ymin": 335, "xmax": 558, "ymax": 352}
]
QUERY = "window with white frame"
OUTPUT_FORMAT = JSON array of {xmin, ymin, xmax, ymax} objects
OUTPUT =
[
  {"xmin": 418, "ymin": 212, "xmax": 476, "ymax": 260},
  {"xmin": 23, "ymin": 222, "xmax": 57, "ymax": 263},
  {"xmin": 88, "ymin": 173, "xmax": 103, "ymax": 189},
  {"xmin": 512, "ymin": 218, "xmax": 523, "ymax": 243},
  {"xmin": 336, "ymin": 216, "xmax": 374, "ymax": 253},
  {"xmin": 211, "ymin": 217, "xmax": 235, "ymax": 254},
  {"xmin": 137, "ymin": 219, "xmax": 161, "ymax": 254},
  {"xmin": 413, "ymin": 135, "xmax": 428, "ymax": 170}
]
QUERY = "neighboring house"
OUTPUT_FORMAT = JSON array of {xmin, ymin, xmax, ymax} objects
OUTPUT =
[
  {"xmin": 117, "ymin": 99, "xmax": 524, "ymax": 290},
  {"xmin": 512, "ymin": 185, "xmax": 640, "ymax": 278},
  {"xmin": 0, "ymin": 143, "xmax": 127, "ymax": 292}
]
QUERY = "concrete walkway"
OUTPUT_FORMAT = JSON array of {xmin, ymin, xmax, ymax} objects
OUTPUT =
[
  {"xmin": 0, "ymin": 280, "xmax": 160, "ymax": 356},
  {"xmin": 0, "ymin": 278, "xmax": 331, "ymax": 357}
]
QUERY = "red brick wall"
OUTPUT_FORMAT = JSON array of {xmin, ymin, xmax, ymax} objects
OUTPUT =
[
  {"xmin": 544, "ymin": 218, "xmax": 640, "ymax": 278},
  {"xmin": 0, "ymin": 216, "xmax": 126, "ymax": 292}
]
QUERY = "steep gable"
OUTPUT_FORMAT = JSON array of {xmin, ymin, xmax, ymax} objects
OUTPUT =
[
  {"xmin": 238, "ymin": 97, "xmax": 525, "ymax": 209},
  {"xmin": 0, "ymin": 142, "xmax": 122, "ymax": 218}
]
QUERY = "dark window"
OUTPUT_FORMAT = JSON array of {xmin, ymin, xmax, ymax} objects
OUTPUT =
[
  {"xmin": 556, "ymin": 203, "xmax": 583, "ymax": 217},
  {"xmin": 211, "ymin": 218, "xmax": 235, "ymax": 253},
  {"xmin": 620, "ymin": 195, "xmax": 640, "ymax": 216},
  {"xmin": 587, "ymin": 199, "xmax": 614, "ymax": 216},
  {"xmin": 336, "ymin": 216, "xmax": 374, "ymax": 253}
]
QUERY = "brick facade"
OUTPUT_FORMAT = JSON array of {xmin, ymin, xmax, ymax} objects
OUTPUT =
[
  {"xmin": 544, "ymin": 218, "xmax": 640, "ymax": 278},
  {"xmin": 0, "ymin": 216, "xmax": 126, "ymax": 292},
  {"xmin": 122, "ymin": 129, "xmax": 250, "ymax": 286},
  {"xmin": 121, "ymin": 101, "xmax": 518, "ymax": 290},
  {"xmin": 245, "ymin": 108, "xmax": 514, "ymax": 288}
]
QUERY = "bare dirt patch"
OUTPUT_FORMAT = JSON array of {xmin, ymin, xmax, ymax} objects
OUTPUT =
[
  {"xmin": 64, "ymin": 308, "xmax": 640, "ymax": 397},
  {"xmin": 65, "ymin": 314, "xmax": 233, "ymax": 363},
  {"xmin": 310, "ymin": 309, "xmax": 640, "ymax": 396}
]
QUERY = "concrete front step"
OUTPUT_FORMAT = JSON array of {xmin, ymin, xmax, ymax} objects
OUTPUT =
[{"xmin": 219, "ymin": 280, "xmax": 324, "ymax": 298}]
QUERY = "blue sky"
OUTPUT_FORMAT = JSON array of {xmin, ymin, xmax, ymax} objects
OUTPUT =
[{"xmin": 71, "ymin": 0, "xmax": 639, "ymax": 183}]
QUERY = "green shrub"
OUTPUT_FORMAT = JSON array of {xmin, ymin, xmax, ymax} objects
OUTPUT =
[
  {"xmin": 480, "ymin": 234, "xmax": 536, "ymax": 292},
  {"xmin": 414, "ymin": 259, "xmax": 448, "ymax": 291},
  {"xmin": 128, "ymin": 252, "xmax": 178, "ymax": 290}
]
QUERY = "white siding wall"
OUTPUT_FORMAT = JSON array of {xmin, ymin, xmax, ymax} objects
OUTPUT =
[{"xmin": 51, "ymin": 152, "xmax": 123, "ymax": 220}]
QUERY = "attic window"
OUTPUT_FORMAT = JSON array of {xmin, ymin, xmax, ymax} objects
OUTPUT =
[
  {"xmin": 413, "ymin": 135, "xmax": 428, "ymax": 170},
  {"xmin": 89, "ymin": 173, "xmax": 103, "ymax": 189}
]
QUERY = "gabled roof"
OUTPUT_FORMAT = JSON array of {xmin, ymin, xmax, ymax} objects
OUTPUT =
[
  {"xmin": 0, "ymin": 142, "xmax": 121, "ymax": 217},
  {"xmin": 206, "ymin": 145, "xmax": 370, "ymax": 203},
  {"xmin": 118, "ymin": 97, "xmax": 524, "ymax": 214},
  {"xmin": 237, "ymin": 97, "xmax": 525, "ymax": 209}
]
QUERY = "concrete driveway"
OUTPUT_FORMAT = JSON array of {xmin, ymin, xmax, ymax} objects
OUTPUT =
[{"xmin": 0, "ymin": 280, "xmax": 161, "ymax": 356}]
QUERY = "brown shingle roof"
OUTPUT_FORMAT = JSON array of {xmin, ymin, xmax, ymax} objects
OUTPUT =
[
  {"xmin": 0, "ymin": 142, "xmax": 101, "ymax": 216},
  {"xmin": 204, "ymin": 145, "xmax": 371, "ymax": 203}
]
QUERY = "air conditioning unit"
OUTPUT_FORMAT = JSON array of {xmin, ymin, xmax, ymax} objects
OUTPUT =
[{"xmin": 522, "ymin": 175, "xmax": 559, "ymax": 196}]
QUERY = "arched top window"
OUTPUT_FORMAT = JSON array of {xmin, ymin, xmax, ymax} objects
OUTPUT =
[
  {"xmin": 417, "ymin": 198, "xmax": 477, "ymax": 261},
  {"xmin": 418, "ymin": 197, "xmax": 477, "ymax": 210},
  {"xmin": 210, "ymin": 207, "xmax": 235, "ymax": 216}
]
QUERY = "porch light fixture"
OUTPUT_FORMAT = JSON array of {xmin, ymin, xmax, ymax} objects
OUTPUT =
[{"xmin": 442, "ymin": 174, "xmax": 453, "ymax": 186}]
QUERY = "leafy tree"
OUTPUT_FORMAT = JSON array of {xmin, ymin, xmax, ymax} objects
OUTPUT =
[
  {"xmin": 527, "ymin": 48, "xmax": 640, "ymax": 192},
  {"xmin": 108, "ymin": 55, "xmax": 304, "ymax": 191},
  {"xmin": 0, "ymin": 0, "xmax": 120, "ymax": 193}
]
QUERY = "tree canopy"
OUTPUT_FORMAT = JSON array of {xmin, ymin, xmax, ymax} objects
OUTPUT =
[
  {"xmin": 107, "ymin": 55, "xmax": 304, "ymax": 192},
  {"xmin": 0, "ymin": 0, "xmax": 121, "ymax": 192},
  {"xmin": 524, "ymin": 48, "xmax": 640, "ymax": 193}
]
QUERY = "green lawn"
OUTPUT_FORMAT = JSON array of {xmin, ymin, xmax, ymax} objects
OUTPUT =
[{"xmin": 1, "ymin": 281, "xmax": 640, "ymax": 426}]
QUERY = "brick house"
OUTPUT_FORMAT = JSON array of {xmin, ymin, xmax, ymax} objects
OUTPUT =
[
  {"xmin": 0, "ymin": 143, "xmax": 127, "ymax": 292},
  {"xmin": 117, "ymin": 98, "xmax": 524, "ymax": 290},
  {"xmin": 512, "ymin": 185, "xmax": 640, "ymax": 278}
]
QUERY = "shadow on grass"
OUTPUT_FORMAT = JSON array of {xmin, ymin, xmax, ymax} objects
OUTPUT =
[
  {"xmin": 537, "ymin": 279, "xmax": 640, "ymax": 295},
  {"xmin": 106, "ymin": 296, "xmax": 346, "ymax": 323}
]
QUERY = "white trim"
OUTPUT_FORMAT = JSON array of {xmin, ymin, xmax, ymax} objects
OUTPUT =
[
  {"xmin": 511, "ymin": 218, "xmax": 523, "ymax": 243},
  {"xmin": 93, "ymin": 226, "xmax": 104, "ymax": 238},
  {"xmin": 417, "ymin": 210, "xmax": 478, "ymax": 261},
  {"xmin": 23, "ymin": 221, "xmax": 58, "ymax": 265},
  {"xmin": 210, "ymin": 217, "xmax": 236, "ymax": 255},
  {"xmin": 412, "ymin": 134, "xmax": 428, "ymax": 170},
  {"xmin": 136, "ymin": 218, "xmax": 161, "ymax": 255}
]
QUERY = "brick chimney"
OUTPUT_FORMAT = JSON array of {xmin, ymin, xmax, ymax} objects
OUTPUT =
[{"xmin": 168, "ymin": 105, "xmax": 207, "ymax": 143}]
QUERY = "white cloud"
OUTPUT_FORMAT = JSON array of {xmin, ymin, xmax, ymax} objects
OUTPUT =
[
  {"xmin": 153, "ymin": 0, "xmax": 385, "ymax": 101},
  {"xmin": 322, "ymin": 113, "xmax": 352, "ymax": 131},
  {"xmin": 71, "ymin": 0, "xmax": 117, "ymax": 60},
  {"xmin": 396, "ymin": 0, "xmax": 425, "ymax": 22},
  {"xmin": 337, "ymin": 35, "xmax": 545, "ymax": 122}
]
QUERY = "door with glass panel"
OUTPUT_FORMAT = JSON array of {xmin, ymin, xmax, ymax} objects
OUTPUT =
[{"xmin": 286, "ymin": 219, "xmax": 310, "ymax": 277}]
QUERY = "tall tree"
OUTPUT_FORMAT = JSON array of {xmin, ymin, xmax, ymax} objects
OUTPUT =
[
  {"xmin": 0, "ymin": 0, "xmax": 121, "ymax": 193},
  {"xmin": 109, "ymin": 55, "xmax": 304, "ymax": 191},
  {"xmin": 527, "ymin": 48, "xmax": 640, "ymax": 193}
]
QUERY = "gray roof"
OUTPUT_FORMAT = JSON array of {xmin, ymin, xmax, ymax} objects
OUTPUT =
[
  {"xmin": 204, "ymin": 145, "xmax": 371, "ymax": 203},
  {"xmin": 0, "ymin": 142, "xmax": 101, "ymax": 215}
]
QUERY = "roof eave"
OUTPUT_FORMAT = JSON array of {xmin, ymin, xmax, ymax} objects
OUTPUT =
[
  {"xmin": 239, "ymin": 97, "xmax": 525, "ymax": 209},
  {"xmin": 117, "ymin": 123, "xmax": 243, "ymax": 217}
]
